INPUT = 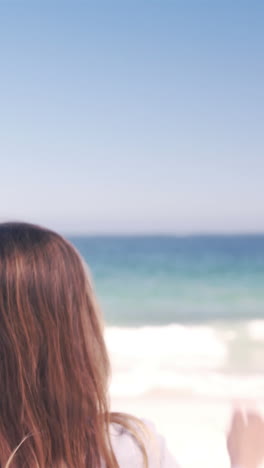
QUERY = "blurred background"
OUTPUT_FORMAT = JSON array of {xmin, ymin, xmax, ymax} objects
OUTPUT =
[{"xmin": 1, "ymin": 1, "xmax": 264, "ymax": 467}]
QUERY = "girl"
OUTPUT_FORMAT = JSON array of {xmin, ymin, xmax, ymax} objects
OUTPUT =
[{"xmin": 0, "ymin": 222, "xmax": 263, "ymax": 468}]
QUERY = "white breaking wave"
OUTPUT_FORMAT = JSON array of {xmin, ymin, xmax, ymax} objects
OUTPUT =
[
  {"xmin": 247, "ymin": 320, "xmax": 264, "ymax": 341},
  {"xmin": 105, "ymin": 322, "xmax": 264, "ymax": 399}
]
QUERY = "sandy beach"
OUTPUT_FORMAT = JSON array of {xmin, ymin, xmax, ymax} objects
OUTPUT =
[
  {"xmin": 106, "ymin": 319, "xmax": 264, "ymax": 468},
  {"xmin": 112, "ymin": 395, "xmax": 264, "ymax": 468}
]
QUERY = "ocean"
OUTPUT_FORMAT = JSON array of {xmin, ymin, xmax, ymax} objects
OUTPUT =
[{"xmin": 69, "ymin": 235, "xmax": 264, "ymax": 401}]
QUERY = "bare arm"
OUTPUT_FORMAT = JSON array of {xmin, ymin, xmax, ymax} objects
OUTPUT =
[{"xmin": 227, "ymin": 410, "xmax": 264, "ymax": 468}]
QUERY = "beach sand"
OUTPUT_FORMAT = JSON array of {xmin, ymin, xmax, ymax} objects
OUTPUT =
[{"xmin": 111, "ymin": 395, "xmax": 264, "ymax": 468}]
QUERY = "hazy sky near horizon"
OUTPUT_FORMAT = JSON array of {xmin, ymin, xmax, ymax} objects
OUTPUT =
[{"xmin": 0, "ymin": 1, "xmax": 263, "ymax": 233}]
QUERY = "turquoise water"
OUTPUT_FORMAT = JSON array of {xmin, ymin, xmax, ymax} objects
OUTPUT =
[
  {"xmin": 69, "ymin": 236, "xmax": 264, "ymax": 326},
  {"xmin": 68, "ymin": 236, "xmax": 264, "ymax": 392}
]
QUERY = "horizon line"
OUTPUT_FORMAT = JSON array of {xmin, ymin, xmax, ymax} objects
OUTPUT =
[{"xmin": 64, "ymin": 231, "xmax": 264, "ymax": 237}]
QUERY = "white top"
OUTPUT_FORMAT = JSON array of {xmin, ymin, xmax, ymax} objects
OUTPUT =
[{"xmin": 106, "ymin": 420, "xmax": 180, "ymax": 467}]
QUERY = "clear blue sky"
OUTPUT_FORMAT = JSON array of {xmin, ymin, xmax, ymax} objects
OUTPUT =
[{"xmin": 0, "ymin": 0, "xmax": 263, "ymax": 234}]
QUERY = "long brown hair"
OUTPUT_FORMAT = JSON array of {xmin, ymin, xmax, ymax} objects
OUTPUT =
[{"xmin": 0, "ymin": 223, "xmax": 147, "ymax": 467}]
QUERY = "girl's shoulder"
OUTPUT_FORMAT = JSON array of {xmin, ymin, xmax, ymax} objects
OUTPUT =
[{"xmin": 108, "ymin": 419, "xmax": 180, "ymax": 468}]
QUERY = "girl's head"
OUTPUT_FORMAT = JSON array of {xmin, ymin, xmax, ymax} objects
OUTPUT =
[{"xmin": 0, "ymin": 222, "xmax": 116, "ymax": 467}]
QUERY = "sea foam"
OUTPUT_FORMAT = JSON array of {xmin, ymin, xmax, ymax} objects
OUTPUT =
[{"xmin": 105, "ymin": 322, "xmax": 264, "ymax": 399}]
